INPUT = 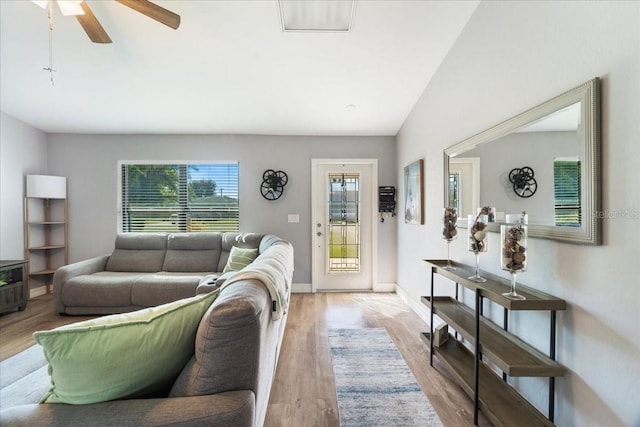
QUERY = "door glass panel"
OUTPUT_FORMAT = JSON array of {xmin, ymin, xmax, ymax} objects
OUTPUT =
[{"xmin": 327, "ymin": 173, "xmax": 360, "ymax": 273}]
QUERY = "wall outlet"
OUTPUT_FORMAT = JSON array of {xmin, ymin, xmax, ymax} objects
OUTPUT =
[{"xmin": 287, "ymin": 214, "xmax": 300, "ymax": 223}]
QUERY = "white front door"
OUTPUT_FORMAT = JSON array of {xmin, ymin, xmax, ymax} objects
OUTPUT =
[{"xmin": 312, "ymin": 160, "xmax": 376, "ymax": 291}]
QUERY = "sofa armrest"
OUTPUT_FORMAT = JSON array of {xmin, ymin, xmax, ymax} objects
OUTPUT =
[
  {"xmin": 0, "ymin": 390, "xmax": 254, "ymax": 427},
  {"xmin": 52, "ymin": 255, "xmax": 110, "ymax": 314}
]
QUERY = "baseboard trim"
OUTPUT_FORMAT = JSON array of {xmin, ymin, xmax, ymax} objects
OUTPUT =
[
  {"xmin": 292, "ymin": 283, "xmax": 312, "ymax": 293},
  {"xmin": 373, "ymin": 282, "xmax": 396, "ymax": 293},
  {"xmin": 395, "ymin": 284, "xmax": 432, "ymax": 327},
  {"xmin": 29, "ymin": 287, "xmax": 48, "ymax": 299},
  {"xmin": 294, "ymin": 283, "xmax": 396, "ymax": 293}
]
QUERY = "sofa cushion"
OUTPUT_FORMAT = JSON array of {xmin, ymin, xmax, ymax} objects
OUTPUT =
[
  {"xmin": 223, "ymin": 246, "xmax": 259, "ymax": 273},
  {"xmin": 162, "ymin": 232, "xmax": 222, "ymax": 272},
  {"xmin": 131, "ymin": 273, "xmax": 205, "ymax": 307},
  {"xmin": 34, "ymin": 290, "xmax": 219, "ymax": 405},
  {"xmin": 0, "ymin": 391, "xmax": 256, "ymax": 427},
  {"xmin": 169, "ymin": 281, "xmax": 269, "ymax": 398},
  {"xmin": 105, "ymin": 233, "xmax": 168, "ymax": 272},
  {"xmin": 62, "ymin": 272, "xmax": 144, "ymax": 308},
  {"xmin": 218, "ymin": 233, "xmax": 264, "ymax": 272}
]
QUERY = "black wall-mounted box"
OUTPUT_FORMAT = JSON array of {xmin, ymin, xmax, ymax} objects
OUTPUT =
[{"xmin": 378, "ymin": 186, "xmax": 396, "ymax": 213}]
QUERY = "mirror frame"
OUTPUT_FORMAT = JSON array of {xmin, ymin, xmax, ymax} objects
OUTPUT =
[{"xmin": 444, "ymin": 78, "xmax": 601, "ymax": 245}]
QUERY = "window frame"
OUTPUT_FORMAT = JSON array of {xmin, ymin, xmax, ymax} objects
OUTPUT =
[
  {"xmin": 117, "ymin": 160, "xmax": 239, "ymax": 233},
  {"xmin": 553, "ymin": 158, "xmax": 581, "ymax": 227}
]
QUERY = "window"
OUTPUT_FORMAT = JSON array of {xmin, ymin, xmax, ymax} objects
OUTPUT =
[
  {"xmin": 554, "ymin": 159, "xmax": 581, "ymax": 227},
  {"xmin": 120, "ymin": 162, "xmax": 239, "ymax": 233},
  {"xmin": 448, "ymin": 172, "xmax": 460, "ymax": 215}
]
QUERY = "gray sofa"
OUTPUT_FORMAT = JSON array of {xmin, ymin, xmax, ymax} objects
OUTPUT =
[
  {"xmin": 0, "ymin": 232, "xmax": 294, "ymax": 427},
  {"xmin": 53, "ymin": 232, "xmax": 278, "ymax": 315}
]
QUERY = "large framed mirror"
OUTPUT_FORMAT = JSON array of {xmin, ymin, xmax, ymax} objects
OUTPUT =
[{"xmin": 444, "ymin": 78, "xmax": 601, "ymax": 245}]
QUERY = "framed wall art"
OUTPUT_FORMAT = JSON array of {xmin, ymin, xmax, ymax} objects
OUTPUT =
[{"xmin": 404, "ymin": 159, "xmax": 424, "ymax": 225}]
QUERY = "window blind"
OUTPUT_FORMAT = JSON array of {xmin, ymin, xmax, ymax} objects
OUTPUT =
[
  {"xmin": 553, "ymin": 160, "xmax": 581, "ymax": 227},
  {"xmin": 121, "ymin": 163, "xmax": 239, "ymax": 233}
]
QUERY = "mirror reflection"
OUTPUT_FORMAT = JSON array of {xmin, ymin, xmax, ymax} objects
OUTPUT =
[{"xmin": 444, "ymin": 78, "xmax": 601, "ymax": 245}]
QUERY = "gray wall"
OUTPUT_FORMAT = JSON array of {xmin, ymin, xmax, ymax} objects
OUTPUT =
[
  {"xmin": 397, "ymin": 2, "xmax": 639, "ymax": 426},
  {"xmin": 46, "ymin": 134, "xmax": 398, "ymax": 285},
  {"xmin": 465, "ymin": 131, "xmax": 579, "ymax": 224},
  {"xmin": 0, "ymin": 112, "xmax": 48, "ymax": 259}
]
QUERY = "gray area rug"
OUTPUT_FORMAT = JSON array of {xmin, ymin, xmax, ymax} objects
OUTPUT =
[
  {"xmin": 0, "ymin": 345, "xmax": 50, "ymax": 412},
  {"xmin": 328, "ymin": 328, "xmax": 443, "ymax": 426}
]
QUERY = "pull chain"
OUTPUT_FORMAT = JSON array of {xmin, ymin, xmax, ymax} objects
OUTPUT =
[{"xmin": 43, "ymin": 1, "xmax": 56, "ymax": 85}]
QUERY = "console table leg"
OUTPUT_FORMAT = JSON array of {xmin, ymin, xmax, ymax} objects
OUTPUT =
[
  {"xmin": 429, "ymin": 267, "xmax": 435, "ymax": 367},
  {"xmin": 473, "ymin": 291, "xmax": 481, "ymax": 425},
  {"xmin": 455, "ymin": 283, "xmax": 459, "ymax": 340},
  {"xmin": 503, "ymin": 307, "xmax": 508, "ymax": 382},
  {"xmin": 549, "ymin": 310, "xmax": 557, "ymax": 422}
]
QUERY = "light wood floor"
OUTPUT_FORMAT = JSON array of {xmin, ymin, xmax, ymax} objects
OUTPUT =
[
  {"xmin": 0, "ymin": 295, "xmax": 96, "ymax": 360},
  {"xmin": 0, "ymin": 293, "xmax": 490, "ymax": 426}
]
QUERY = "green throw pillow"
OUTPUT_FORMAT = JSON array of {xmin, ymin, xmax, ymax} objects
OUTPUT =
[
  {"xmin": 223, "ymin": 246, "xmax": 258, "ymax": 273},
  {"xmin": 34, "ymin": 290, "xmax": 219, "ymax": 405}
]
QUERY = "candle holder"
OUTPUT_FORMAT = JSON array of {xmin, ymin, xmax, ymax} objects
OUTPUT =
[
  {"xmin": 442, "ymin": 207, "xmax": 458, "ymax": 270},
  {"xmin": 467, "ymin": 208, "xmax": 490, "ymax": 282},
  {"xmin": 501, "ymin": 212, "xmax": 528, "ymax": 300}
]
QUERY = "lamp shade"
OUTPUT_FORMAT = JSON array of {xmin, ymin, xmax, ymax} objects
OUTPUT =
[{"xmin": 26, "ymin": 175, "xmax": 67, "ymax": 199}]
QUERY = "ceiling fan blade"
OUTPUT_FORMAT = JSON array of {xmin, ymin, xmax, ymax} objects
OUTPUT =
[
  {"xmin": 76, "ymin": 1, "xmax": 112, "ymax": 43},
  {"xmin": 116, "ymin": 0, "xmax": 180, "ymax": 30}
]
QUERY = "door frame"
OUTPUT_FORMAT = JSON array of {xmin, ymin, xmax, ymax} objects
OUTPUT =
[
  {"xmin": 311, "ymin": 159, "xmax": 378, "ymax": 293},
  {"xmin": 449, "ymin": 157, "xmax": 480, "ymax": 218}
]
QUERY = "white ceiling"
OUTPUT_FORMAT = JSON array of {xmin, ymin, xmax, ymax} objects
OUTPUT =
[{"xmin": 0, "ymin": 0, "xmax": 479, "ymax": 136}]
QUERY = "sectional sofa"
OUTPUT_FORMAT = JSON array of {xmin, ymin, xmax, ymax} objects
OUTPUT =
[
  {"xmin": 53, "ymin": 232, "xmax": 287, "ymax": 315},
  {"xmin": 0, "ymin": 232, "xmax": 294, "ymax": 427}
]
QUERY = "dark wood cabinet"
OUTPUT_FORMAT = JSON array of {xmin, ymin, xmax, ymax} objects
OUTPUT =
[{"xmin": 0, "ymin": 260, "xmax": 28, "ymax": 314}]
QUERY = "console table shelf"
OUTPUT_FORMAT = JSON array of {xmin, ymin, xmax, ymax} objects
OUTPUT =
[
  {"xmin": 422, "ymin": 296, "xmax": 564, "ymax": 377},
  {"xmin": 420, "ymin": 333, "xmax": 555, "ymax": 427},
  {"xmin": 427, "ymin": 260, "xmax": 566, "ymax": 311},
  {"xmin": 422, "ymin": 259, "xmax": 565, "ymax": 426}
]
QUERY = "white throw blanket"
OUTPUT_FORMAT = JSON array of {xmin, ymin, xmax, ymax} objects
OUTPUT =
[{"xmin": 220, "ymin": 241, "xmax": 293, "ymax": 320}]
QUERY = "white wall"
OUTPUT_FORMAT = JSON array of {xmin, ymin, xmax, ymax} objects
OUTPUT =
[
  {"xmin": 397, "ymin": 2, "xmax": 639, "ymax": 427},
  {"xmin": 46, "ymin": 134, "xmax": 397, "ymax": 286},
  {"xmin": 0, "ymin": 112, "xmax": 48, "ymax": 259}
]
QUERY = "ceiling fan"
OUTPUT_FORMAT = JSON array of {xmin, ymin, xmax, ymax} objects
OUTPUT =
[{"xmin": 32, "ymin": 0, "xmax": 181, "ymax": 44}]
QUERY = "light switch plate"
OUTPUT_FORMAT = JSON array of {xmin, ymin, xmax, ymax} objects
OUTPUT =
[{"xmin": 288, "ymin": 214, "xmax": 300, "ymax": 223}]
